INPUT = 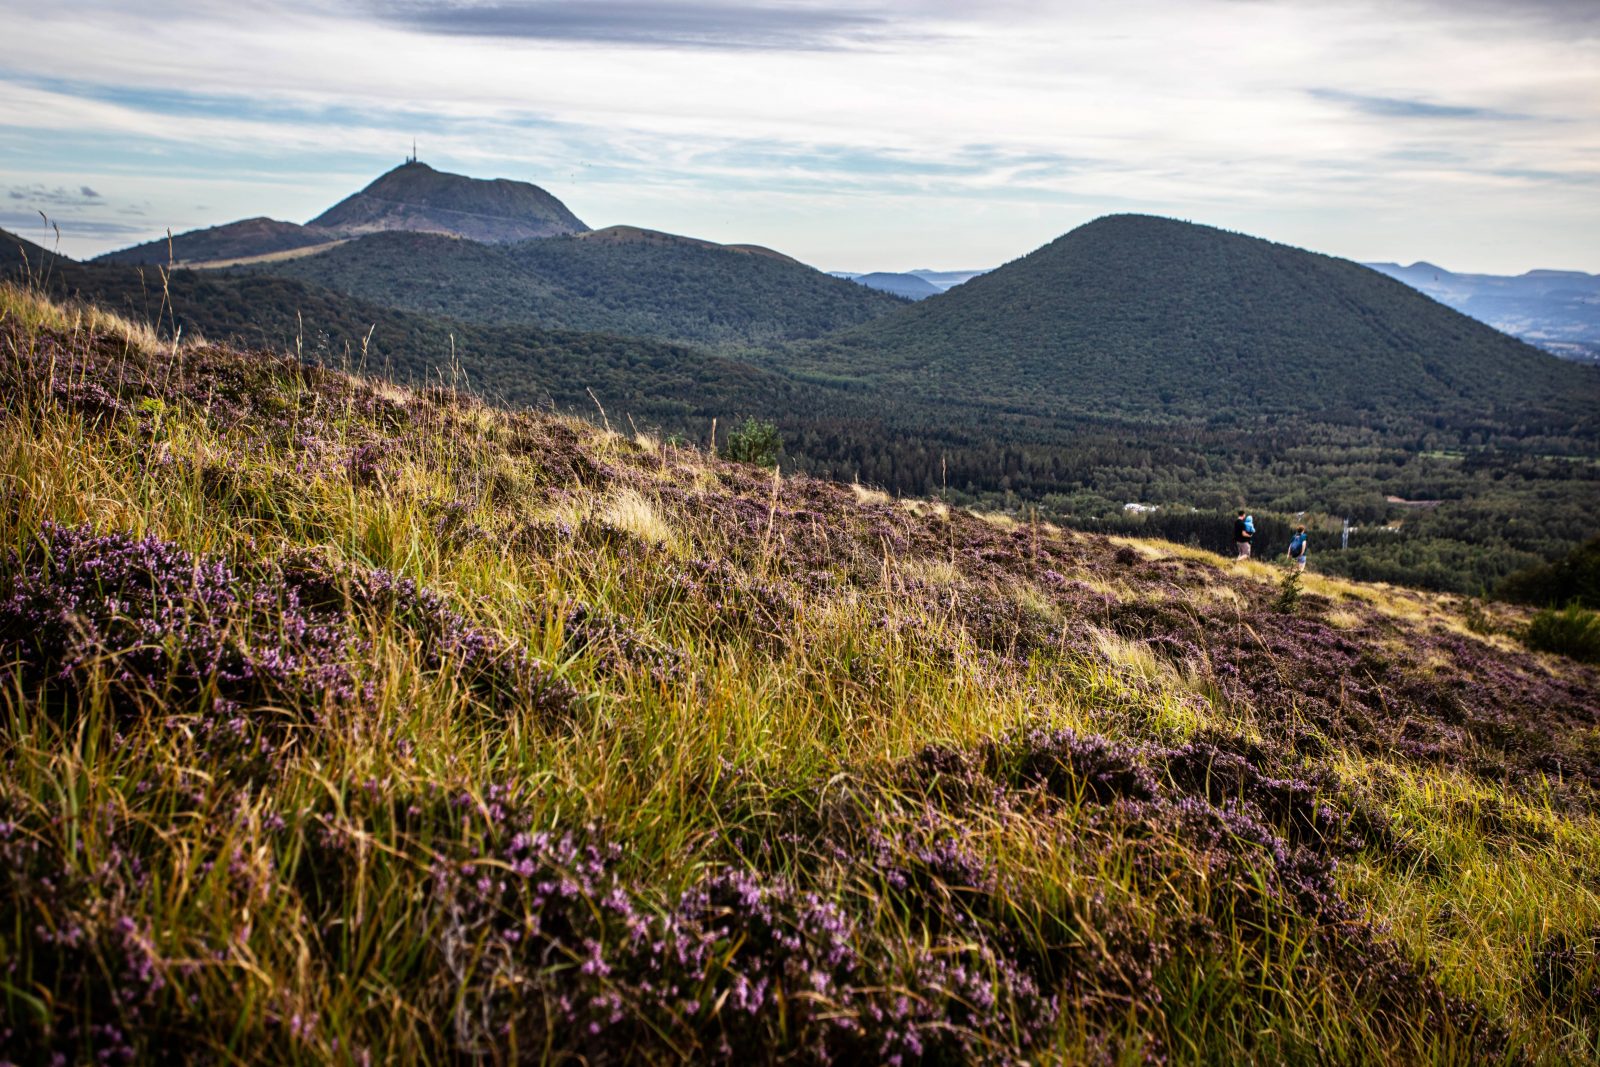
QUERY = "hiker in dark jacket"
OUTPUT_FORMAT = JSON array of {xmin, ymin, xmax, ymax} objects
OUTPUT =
[
  {"xmin": 1233, "ymin": 509, "xmax": 1253, "ymax": 559},
  {"xmin": 1288, "ymin": 525, "xmax": 1308, "ymax": 571}
]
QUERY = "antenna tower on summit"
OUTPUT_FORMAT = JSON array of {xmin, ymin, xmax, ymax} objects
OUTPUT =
[{"xmin": 407, "ymin": 138, "xmax": 417, "ymax": 164}]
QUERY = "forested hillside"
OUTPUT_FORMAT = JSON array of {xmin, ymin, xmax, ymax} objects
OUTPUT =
[
  {"xmin": 240, "ymin": 227, "xmax": 906, "ymax": 347},
  {"xmin": 96, "ymin": 218, "xmax": 332, "ymax": 266},
  {"xmin": 804, "ymin": 214, "xmax": 1596, "ymax": 433}
]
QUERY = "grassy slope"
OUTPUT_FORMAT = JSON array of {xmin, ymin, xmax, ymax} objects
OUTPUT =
[{"xmin": 3, "ymin": 284, "xmax": 1600, "ymax": 1064}]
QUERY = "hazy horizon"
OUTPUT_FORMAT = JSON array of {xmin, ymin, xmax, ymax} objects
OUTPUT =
[{"xmin": 3, "ymin": 0, "xmax": 1597, "ymax": 273}]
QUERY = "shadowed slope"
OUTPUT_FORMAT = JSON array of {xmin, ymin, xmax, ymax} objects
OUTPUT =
[{"xmin": 244, "ymin": 226, "xmax": 905, "ymax": 346}]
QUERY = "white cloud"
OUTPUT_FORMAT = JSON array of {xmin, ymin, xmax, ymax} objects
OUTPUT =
[{"xmin": 0, "ymin": 0, "xmax": 1595, "ymax": 270}]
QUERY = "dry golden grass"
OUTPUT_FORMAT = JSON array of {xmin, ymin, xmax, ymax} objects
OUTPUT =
[
  {"xmin": 601, "ymin": 485, "xmax": 683, "ymax": 552},
  {"xmin": 1, "ymin": 282, "xmax": 163, "ymax": 352},
  {"xmin": 849, "ymin": 480, "xmax": 892, "ymax": 507},
  {"xmin": 184, "ymin": 239, "xmax": 349, "ymax": 269}
]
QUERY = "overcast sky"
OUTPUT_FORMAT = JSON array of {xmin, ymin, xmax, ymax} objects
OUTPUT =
[{"xmin": 2, "ymin": 0, "xmax": 1597, "ymax": 272}]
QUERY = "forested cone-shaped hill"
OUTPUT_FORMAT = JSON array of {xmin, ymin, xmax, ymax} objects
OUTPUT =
[
  {"xmin": 802, "ymin": 214, "xmax": 1599, "ymax": 434},
  {"xmin": 308, "ymin": 160, "xmax": 590, "ymax": 241},
  {"xmin": 241, "ymin": 225, "xmax": 907, "ymax": 346},
  {"xmin": 4, "ymin": 282, "xmax": 1600, "ymax": 1063},
  {"xmin": 846, "ymin": 271, "xmax": 942, "ymax": 299}
]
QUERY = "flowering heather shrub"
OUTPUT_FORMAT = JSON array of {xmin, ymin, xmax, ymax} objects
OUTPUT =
[
  {"xmin": 0, "ymin": 522, "xmax": 249, "ymax": 707},
  {"xmin": 998, "ymin": 728, "xmax": 1159, "ymax": 803},
  {"xmin": 1530, "ymin": 928, "xmax": 1600, "ymax": 1017},
  {"xmin": 0, "ymin": 523, "xmax": 356, "ymax": 778},
  {"xmin": 427, "ymin": 496, "xmax": 489, "ymax": 549},
  {"xmin": 419, "ymin": 787, "xmax": 1058, "ymax": 1064},
  {"xmin": 4, "ymin": 324, "xmax": 413, "ymax": 460},
  {"xmin": 0, "ymin": 792, "xmax": 167, "ymax": 1064},
  {"xmin": 274, "ymin": 551, "xmax": 579, "ymax": 724},
  {"xmin": 0, "ymin": 524, "xmax": 577, "ymax": 757},
  {"xmin": 1097, "ymin": 588, "xmax": 1600, "ymax": 801},
  {"xmin": 50, "ymin": 377, "xmax": 128, "ymax": 424},
  {"xmin": 832, "ymin": 728, "xmax": 1502, "ymax": 1054},
  {"xmin": 562, "ymin": 600, "xmax": 689, "ymax": 686},
  {"xmin": 345, "ymin": 438, "xmax": 394, "ymax": 488}
]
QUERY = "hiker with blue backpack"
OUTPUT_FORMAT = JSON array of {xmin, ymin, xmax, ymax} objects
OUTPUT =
[
  {"xmin": 1288, "ymin": 525, "xmax": 1308, "ymax": 571},
  {"xmin": 1234, "ymin": 510, "xmax": 1254, "ymax": 559}
]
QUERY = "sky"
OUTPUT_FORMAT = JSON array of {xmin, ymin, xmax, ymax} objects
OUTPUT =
[{"xmin": 2, "ymin": 0, "xmax": 1597, "ymax": 273}]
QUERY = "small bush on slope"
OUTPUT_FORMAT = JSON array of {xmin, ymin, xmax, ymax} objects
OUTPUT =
[
  {"xmin": 1526, "ymin": 606, "xmax": 1600, "ymax": 664},
  {"xmin": 1, "ymin": 283, "xmax": 1598, "ymax": 1063},
  {"xmin": 722, "ymin": 416, "xmax": 781, "ymax": 468}
]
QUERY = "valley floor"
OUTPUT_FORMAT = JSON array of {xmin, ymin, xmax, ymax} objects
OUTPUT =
[{"xmin": 2, "ymin": 284, "xmax": 1599, "ymax": 1064}]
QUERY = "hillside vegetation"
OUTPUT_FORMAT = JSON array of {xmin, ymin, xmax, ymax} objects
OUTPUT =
[
  {"xmin": 8, "ymin": 221, "xmax": 1599, "ymax": 597},
  {"xmin": 3, "ymin": 284, "xmax": 1600, "ymax": 1063},
  {"xmin": 801, "ymin": 214, "xmax": 1596, "ymax": 429},
  {"xmin": 241, "ymin": 227, "xmax": 907, "ymax": 347},
  {"xmin": 3, "ymin": 228, "xmax": 804, "ymax": 428},
  {"xmin": 96, "ymin": 218, "xmax": 332, "ymax": 267}
]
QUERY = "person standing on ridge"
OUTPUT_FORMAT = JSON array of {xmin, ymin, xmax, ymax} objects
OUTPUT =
[
  {"xmin": 1234, "ymin": 509, "xmax": 1253, "ymax": 559},
  {"xmin": 1288, "ymin": 525, "xmax": 1309, "ymax": 571}
]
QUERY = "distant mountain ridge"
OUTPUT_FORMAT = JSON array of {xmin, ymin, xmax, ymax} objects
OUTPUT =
[
  {"xmin": 830, "ymin": 268, "xmax": 988, "ymax": 299},
  {"xmin": 95, "ymin": 160, "xmax": 589, "ymax": 266},
  {"xmin": 909, "ymin": 268, "xmax": 989, "ymax": 291},
  {"xmin": 1365, "ymin": 260, "xmax": 1600, "ymax": 363},
  {"xmin": 836, "ymin": 272, "xmax": 939, "ymax": 300}
]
